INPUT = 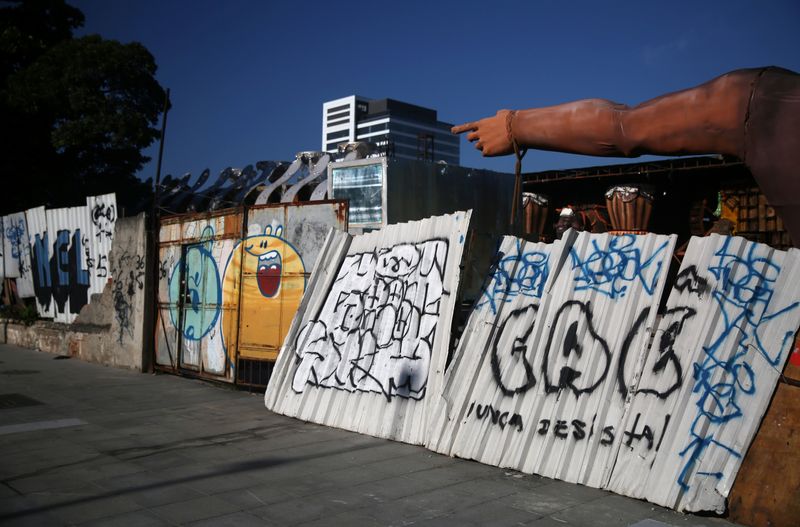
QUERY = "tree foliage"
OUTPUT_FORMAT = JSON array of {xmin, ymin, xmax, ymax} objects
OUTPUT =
[{"xmin": 0, "ymin": 0, "xmax": 165, "ymax": 215}]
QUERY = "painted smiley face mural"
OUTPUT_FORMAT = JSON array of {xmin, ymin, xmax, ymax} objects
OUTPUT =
[{"xmin": 222, "ymin": 224, "xmax": 306, "ymax": 362}]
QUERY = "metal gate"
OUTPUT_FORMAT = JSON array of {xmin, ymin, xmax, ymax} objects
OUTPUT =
[{"xmin": 154, "ymin": 201, "xmax": 347, "ymax": 386}]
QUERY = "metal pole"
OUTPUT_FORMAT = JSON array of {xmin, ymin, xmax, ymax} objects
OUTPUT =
[
  {"xmin": 153, "ymin": 88, "xmax": 171, "ymax": 207},
  {"xmin": 149, "ymin": 88, "xmax": 170, "ymax": 372}
]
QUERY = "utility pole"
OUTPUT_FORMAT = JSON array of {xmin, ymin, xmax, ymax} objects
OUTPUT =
[{"xmin": 148, "ymin": 88, "xmax": 171, "ymax": 372}]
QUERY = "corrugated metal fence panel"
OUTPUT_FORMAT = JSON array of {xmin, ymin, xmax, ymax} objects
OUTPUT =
[
  {"xmin": 3, "ymin": 212, "xmax": 35, "ymax": 297},
  {"xmin": 265, "ymin": 210, "xmax": 472, "ymax": 445},
  {"xmin": 17, "ymin": 196, "xmax": 118, "ymax": 322},
  {"xmin": 438, "ymin": 231, "xmax": 676, "ymax": 489},
  {"xmin": 427, "ymin": 235, "xmax": 563, "ymax": 454},
  {"xmin": 25, "ymin": 206, "xmax": 52, "ymax": 318},
  {"xmin": 85, "ymin": 193, "xmax": 117, "ymax": 301},
  {"xmin": 0, "ymin": 213, "xmax": 21, "ymax": 278},
  {"xmin": 264, "ymin": 227, "xmax": 353, "ymax": 409},
  {"xmin": 155, "ymin": 221, "xmax": 182, "ymax": 368},
  {"xmin": 45, "ymin": 205, "xmax": 93, "ymax": 323},
  {"xmin": 155, "ymin": 211, "xmax": 240, "ymax": 381},
  {"xmin": 606, "ymin": 235, "xmax": 800, "ymax": 512},
  {"xmin": 238, "ymin": 202, "xmax": 348, "ymax": 360}
]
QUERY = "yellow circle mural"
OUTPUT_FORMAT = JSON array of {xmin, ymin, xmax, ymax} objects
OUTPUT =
[{"xmin": 222, "ymin": 225, "xmax": 306, "ymax": 365}]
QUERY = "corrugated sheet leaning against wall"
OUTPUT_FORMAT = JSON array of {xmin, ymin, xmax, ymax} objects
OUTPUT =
[
  {"xmin": 0, "ymin": 193, "xmax": 117, "ymax": 323},
  {"xmin": 265, "ymin": 210, "xmax": 473, "ymax": 445},
  {"xmin": 429, "ymin": 231, "xmax": 677, "ymax": 489},
  {"xmin": 266, "ymin": 215, "xmax": 800, "ymax": 513}
]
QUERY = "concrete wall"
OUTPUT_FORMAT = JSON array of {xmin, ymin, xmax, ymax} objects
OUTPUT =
[{"xmin": 1, "ymin": 213, "xmax": 151, "ymax": 371}]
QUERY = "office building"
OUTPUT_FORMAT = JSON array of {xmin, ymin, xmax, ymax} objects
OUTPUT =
[{"xmin": 322, "ymin": 95, "xmax": 460, "ymax": 165}]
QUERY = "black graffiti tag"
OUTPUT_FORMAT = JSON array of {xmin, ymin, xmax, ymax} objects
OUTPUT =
[
  {"xmin": 292, "ymin": 239, "xmax": 449, "ymax": 401},
  {"xmin": 542, "ymin": 300, "xmax": 610, "ymax": 397},
  {"xmin": 617, "ymin": 306, "xmax": 694, "ymax": 400},
  {"xmin": 490, "ymin": 305, "xmax": 538, "ymax": 396},
  {"xmin": 674, "ymin": 265, "xmax": 710, "ymax": 297}
]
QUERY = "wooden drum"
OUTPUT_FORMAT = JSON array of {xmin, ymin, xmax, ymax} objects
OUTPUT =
[
  {"xmin": 605, "ymin": 185, "xmax": 654, "ymax": 232},
  {"xmin": 522, "ymin": 192, "xmax": 549, "ymax": 238}
]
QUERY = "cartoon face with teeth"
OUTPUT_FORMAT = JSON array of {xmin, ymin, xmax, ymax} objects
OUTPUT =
[
  {"xmin": 221, "ymin": 224, "xmax": 306, "ymax": 363},
  {"xmin": 250, "ymin": 239, "xmax": 283, "ymax": 298}
]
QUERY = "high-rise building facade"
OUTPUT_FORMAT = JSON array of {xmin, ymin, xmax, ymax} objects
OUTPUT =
[{"xmin": 322, "ymin": 95, "xmax": 460, "ymax": 165}]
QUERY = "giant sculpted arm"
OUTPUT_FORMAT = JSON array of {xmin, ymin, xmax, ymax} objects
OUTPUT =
[
  {"xmin": 454, "ymin": 69, "xmax": 760, "ymax": 159},
  {"xmin": 455, "ymin": 67, "xmax": 800, "ymax": 245}
]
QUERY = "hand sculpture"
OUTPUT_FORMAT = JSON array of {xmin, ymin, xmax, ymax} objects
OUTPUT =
[{"xmin": 453, "ymin": 67, "xmax": 800, "ymax": 245}]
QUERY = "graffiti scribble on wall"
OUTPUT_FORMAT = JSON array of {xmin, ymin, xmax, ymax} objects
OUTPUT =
[
  {"xmin": 3, "ymin": 195, "xmax": 119, "ymax": 323},
  {"xmin": 259, "ymin": 220, "xmax": 800, "ymax": 513},
  {"xmin": 112, "ymin": 248, "xmax": 146, "ymax": 344},
  {"xmin": 570, "ymin": 235, "xmax": 669, "ymax": 298},
  {"xmin": 1, "ymin": 212, "xmax": 35, "ymax": 297},
  {"xmin": 292, "ymin": 239, "xmax": 449, "ymax": 401},
  {"xmin": 418, "ymin": 231, "xmax": 800, "ymax": 514},
  {"xmin": 476, "ymin": 239, "xmax": 550, "ymax": 314},
  {"xmin": 677, "ymin": 237, "xmax": 799, "ymax": 491}
]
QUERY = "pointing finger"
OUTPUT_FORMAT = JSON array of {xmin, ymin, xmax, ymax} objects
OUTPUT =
[{"xmin": 451, "ymin": 122, "xmax": 477, "ymax": 134}]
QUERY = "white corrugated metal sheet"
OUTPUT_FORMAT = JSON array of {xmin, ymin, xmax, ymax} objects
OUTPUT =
[
  {"xmin": 263, "ymin": 224, "xmax": 800, "ymax": 513},
  {"xmin": 430, "ymin": 231, "xmax": 676, "ymax": 490},
  {"xmin": 45, "ymin": 205, "xmax": 91, "ymax": 323},
  {"xmin": 606, "ymin": 234, "xmax": 800, "ymax": 512},
  {"xmin": 25, "ymin": 206, "xmax": 52, "ymax": 317},
  {"xmin": 20, "ymin": 194, "xmax": 118, "ymax": 323},
  {"xmin": 265, "ymin": 210, "xmax": 473, "ymax": 445},
  {"xmin": 1, "ymin": 211, "xmax": 35, "ymax": 297},
  {"xmin": 85, "ymin": 193, "xmax": 117, "ymax": 302}
]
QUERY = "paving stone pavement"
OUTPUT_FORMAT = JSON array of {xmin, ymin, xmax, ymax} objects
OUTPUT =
[{"xmin": 0, "ymin": 344, "xmax": 744, "ymax": 526}]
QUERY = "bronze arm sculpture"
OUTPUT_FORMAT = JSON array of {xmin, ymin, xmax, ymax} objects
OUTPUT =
[{"xmin": 454, "ymin": 66, "xmax": 800, "ymax": 245}]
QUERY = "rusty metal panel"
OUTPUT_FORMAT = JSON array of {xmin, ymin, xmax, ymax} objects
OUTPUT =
[
  {"xmin": 236, "ymin": 201, "xmax": 348, "ymax": 361},
  {"xmin": 155, "ymin": 209, "xmax": 242, "ymax": 381},
  {"xmin": 606, "ymin": 235, "xmax": 800, "ymax": 512},
  {"xmin": 265, "ymin": 210, "xmax": 473, "ymax": 445}
]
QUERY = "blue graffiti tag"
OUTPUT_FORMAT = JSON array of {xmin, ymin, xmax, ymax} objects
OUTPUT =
[
  {"xmin": 168, "ymin": 226, "xmax": 222, "ymax": 341},
  {"xmin": 6, "ymin": 218, "xmax": 25, "ymax": 260},
  {"xmin": 570, "ymin": 234, "xmax": 668, "ymax": 299},
  {"xmin": 677, "ymin": 238, "xmax": 799, "ymax": 490},
  {"xmin": 476, "ymin": 239, "xmax": 549, "ymax": 314}
]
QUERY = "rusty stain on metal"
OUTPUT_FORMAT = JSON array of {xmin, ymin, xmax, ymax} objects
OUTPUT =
[{"xmin": 154, "ymin": 201, "xmax": 348, "ymax": 386}]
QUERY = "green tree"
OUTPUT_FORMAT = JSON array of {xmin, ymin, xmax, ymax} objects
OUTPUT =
[{"xmin": 0, "ymin": 0, "xmax": 165, "ymax": 215}]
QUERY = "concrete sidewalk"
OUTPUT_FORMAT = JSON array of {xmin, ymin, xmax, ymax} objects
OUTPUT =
[{"xmin": 0, "ymin": 344, "xmax": 742, "ymax": 527}]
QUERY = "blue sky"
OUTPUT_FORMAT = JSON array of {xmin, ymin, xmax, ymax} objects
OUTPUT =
[{"xmin": 71, "ymin": 0, "xmax": 800, "ymax": 181}]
